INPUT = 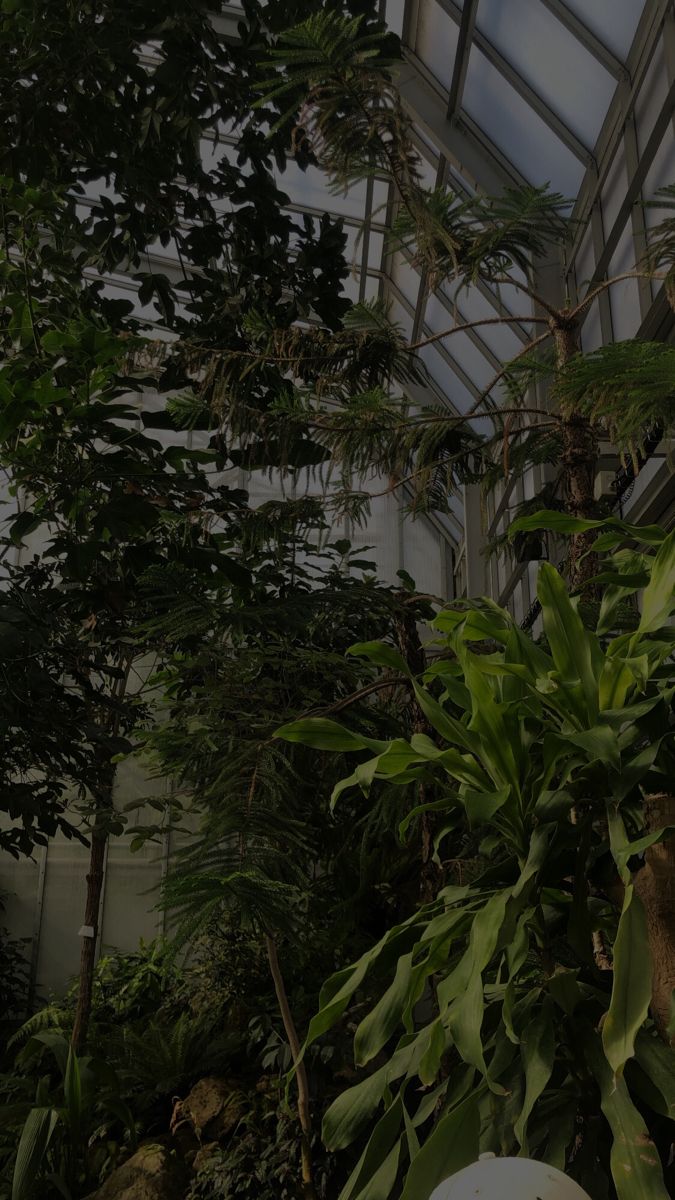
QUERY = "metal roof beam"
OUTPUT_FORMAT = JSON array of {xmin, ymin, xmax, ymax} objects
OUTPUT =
[
  {"xmin": 589, "ymin": 72, "xmax": 675, "ymax": 283},
  {"xmin": 566, "ymin": 0, "xmax": 672, "ymax": 273},
  {"xmin": 447, "ymin": 0, "xmax": 479, "ymax": 119}
]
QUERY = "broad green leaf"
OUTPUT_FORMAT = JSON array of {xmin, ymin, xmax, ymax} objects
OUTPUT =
[
  {"xmin": 585, "ymin": 1030, "xmax": 669, "ymax": 1200},
  {"xmin": 511, "ymin": 510, "xmax": 666, "ymax": 545},
  {"xmin": 323, "ymin": 1037, "xmax": 421, "ymax": 1150},
  {"xmin": 351, "ymin": 1140, "xmax": 401, "ymax": 1200},
  {"xmin": 438, "ymin": 891, "xmax": 509, "ymax": 1011},
  {"xmin": 514, "ymin": 999, "xmax": 555, "ymax": 1150},
  {"xmin": 274, "ymin": 718, "xmax": 385, "ymax": 753},
  {"xmin": 418, "ymin": 1019, "xmax": 447, "ymax": 1086},
  {"xmin": 433, "ymin": 607, "xmax": 507, "ymax": 643},
  {"xmin": 307, "ymin": 930, "xmax": 413, "ymax": 1048},
  {"xmin": 354, "ymin": 953, "xmax": 414, "ymax": 1067},
  {"xmin": 602, "ymin": 885, "xmax": 652, "ymax": 1076},
  {"xmin": 631, "ymin": 1031, "xmax": 675, "ymax": 1118},
  {"xmin": 598, "ymin": 657, "xmax": 638, "ymax": 711},
  {"xmin": 564, "ymin": 724, "xmax": 620, "ymax": 771},
  {"xmin": 596, "ymin": 550, "xmax": 650, "ymax": 634},
  {"xmin": 537, "ymin": 563, "xmax": 598, "ymax": 724},
  {"xmin": 12, "ymin": 1107, "xmax": 59, "ymax": 1200},
  {"xmin": 445, "ymin": 893, "xmax": 510, "ymax": 1088},
  {"xmin": 9, "ymin": 510, "xmax": 41, "ymax": 546},
  {"xmin": 408, "ymin": 734, "xmax": 489, "ymax": 790},
  {"xmin": 339, "ymin": 1097, "xmax": 404, "ymax": 1200},
  {"xmin": 463, "ymin": 787, "xmax": 509, "ymax": 828},
  {"xmin": 639, "ymin": 529, "xmax": 675, "ymax": 633},
  {"xmin": 347, "ymin": 641, "xmax": 411, "ymax": 674},
  {"xmin": 412, "ymin": 685, "xmax": 478, "ymax": 754},
  {"xmin": 461, "ymin": 658, "xmax": 521, "ymax": 791},
  {"xmin": 399, "ymin": 1091, "xmax": 481, "ymax": 1200}
]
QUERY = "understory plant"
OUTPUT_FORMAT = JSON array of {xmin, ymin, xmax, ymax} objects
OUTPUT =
[
  {"xmin": 139, "ymin": 513, "xmax": 435, "ymax": 1199},
  {"xmin": 278, "ymin": 518, "xmax": 675, "ymax": 1200}
]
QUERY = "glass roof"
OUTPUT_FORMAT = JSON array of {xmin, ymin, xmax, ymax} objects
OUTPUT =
[{"xmin": 215, "ymin": 0, "xmax": 671, "ymax": 561}]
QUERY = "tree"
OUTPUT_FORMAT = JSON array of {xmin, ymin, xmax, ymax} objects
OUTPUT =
[
  {"xmin": 178, "ymin": 11, "xmax": 675, "ymax": 593},
  {"xmin": 137, "ymin": 506, "xmax": 436, "ymax": 1199},
  {"xmin": 0, "ymin": 0, "xmax": 381, "ymax": 1050},
  {"xmin": 279, "ymin": 520, "xmax": 675, "ymax": 1200}
]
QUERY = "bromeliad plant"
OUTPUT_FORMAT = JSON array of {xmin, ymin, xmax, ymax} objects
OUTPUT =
[{"xmin": 277, "ymin": 520, "xmax": 675, "ymax": 1200}]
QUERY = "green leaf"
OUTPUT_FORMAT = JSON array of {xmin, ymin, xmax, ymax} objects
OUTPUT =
[
  {"xmin": 354, "ymin": 953, "xmax": 414, "ymax": 1067},
  {"xmin": 12, "ymin": 1107, "xmax": 60, "ymax": 1200},
  {"xmin": 584, "ymin": 1029, "xmax": 669, "ymax": 1200},
  {"xmin": 510, "ymin": 510, "xmax": 666, "ymax": 545},
  {"xmin": 639, "ymin": 530, "xmax": 675, "ymax": 633},
  {"xmin": 274, "ymin": 718, "xmax": 384, "ymax": 753},
  {"xmin": 339, "ymin": 1098, "xmax": 404, "ymax": 1200},
  {"xmin": 630, "ymin": 1031, "xmax": 675, "ymax": 1119},
  {"xmin": 564, "ymin": 724, "xmax": 620, "ymax": 771},
  {"xmin": 9, "ymin": 510, "xmax": 42, "ymax": 547},
  {"xmin": 347, "ymin": 641, "xmax": 411, "ymax": 674},
  {"xmin": 602, "ymin": 885, "xmax": 652, "ymax": 1076},
  {"xmin": 418, "ymin": 1019, "xmax": 447, "ymax": 1087},
  {"xmin": 445, "ymin": 892, "xmax": 510, "ymax": 1087},
  {"xmin": 463, "ymin": 787, "xmax": 509, "ymax": 828},
  {"xmin": 537, "ymin": 562, "xmax": 599, "ymax": 723},
  {"xmin": 412, "ymin": 685, "xmax": 479, "ymax": 754},
  {"xmin": 399, "ymin": 1091, "xmax": 481, "ymax": 1200},
  {"xmin": 514, "ymin": 999, "xmax": 555, "ymax": 1150},
  {"xmin": 323, "ymin": 1038, "xmax": 419, "ymax": 1150}
]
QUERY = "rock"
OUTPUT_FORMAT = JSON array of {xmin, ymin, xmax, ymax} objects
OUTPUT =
[
  {"xmin": 192, "ymin": 1142, "xmax": 221, "ymax": 1174},
  {"xmin": 86, "ymin": 1143, "xmax": 187, "ymax": 1200},
  {"xmin": 183, "ymin": 1077, "xmax": 246, "ymax": 1142}
]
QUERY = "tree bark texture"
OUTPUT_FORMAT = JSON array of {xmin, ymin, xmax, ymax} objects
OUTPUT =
[
  {"xmin": 632, "ymin": 793, "xmax": 675, "ymax": 1044},
  {"xmin": 551, "ymin": 318, "xmax": 600, "ymax": 591},
  {"xmin": 265, "ymin": 934, "xmax": 317, "ymax": 1200},
  {"xmin": 393, "ymin": 600, "xmax": 442, "ymax": 904},
  {"xmin": 70, "ymin": 821, "xmax": 108, "ymax": 1054}
]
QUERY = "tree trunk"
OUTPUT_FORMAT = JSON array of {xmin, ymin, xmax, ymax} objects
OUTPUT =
[
  {"xmin": 551, "ymin": 318, "xmax": 600, "ymax": 592},
  {"xmin": 632, "ymin": 793, "xmax": 675, "ymax": 1044},
  {"xmin": 264, "ymin": 934, "xmax": 317, "ymax": 1200},
  {"xmin": 70, "ymin": 820, "xmax": 107, "ymax": 1054},
  {"xmin": 393, "ymin": 600, "xmax": 442, "ymax": 904}
]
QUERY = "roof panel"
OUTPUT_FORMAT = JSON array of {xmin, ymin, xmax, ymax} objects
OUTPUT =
[
  {"xmin": 462, "ymin": 48, "xmax": 585, "ymax": 193},
  {"xmin": 474, "ymin": 0, "xmax": 616, "ymax": 147},
  {"xmin": 558, "ymin": 0, "xmax": 642, "ymax": 62},
  {"xmin": 415, "ymin": 1, "xmax": 461, "ymax": 92}
]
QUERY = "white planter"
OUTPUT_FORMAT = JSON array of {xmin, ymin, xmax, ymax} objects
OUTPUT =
[{"xmin": 430, "ymin": 1156, "xmax": 592, "ymax": 1200}]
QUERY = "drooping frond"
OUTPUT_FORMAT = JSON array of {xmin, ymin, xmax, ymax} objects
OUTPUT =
[
  {"xmin": 554, "ymin": 340, "xmax": 675, "ymax": 452},
  {"xmin": 257, "ymin": 13, "xmax": 422, "ymax": 193},
  {"xmin": 392, "ymin": 185, "xmax": 570, "ymax": 287}
]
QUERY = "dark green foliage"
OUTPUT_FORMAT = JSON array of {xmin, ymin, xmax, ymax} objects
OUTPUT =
[
  {"xmin": 554, "ymin": 341, "xmax": 675, "ymax": 451},
  {"xmin": 0, "ymin": 897, "xmax": 29, "ymax": 1029},
  {"xmin": 279, "ymin": 526, "xmax": 675, "ymax": 1200},
  {"xmin": 188, "ymin": 1106, "xmax": 339, "ymax": 1200}
]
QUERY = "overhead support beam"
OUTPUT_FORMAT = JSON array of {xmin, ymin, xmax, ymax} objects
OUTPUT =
[
  {"xmin": 588, "ymin": 72, "xmax": 675, "ymax": 285},
  {"xmin": 537, "ymin": 0, "xmax": 628, "ymax": 81},
  {"xmin": 447, "ymin": 0, "xmax": 479, "ymax": 119},
  {"xmin": 436, "ymin": 0, "xmax": 593, "ymax": 165},
  {"xmin": 397, "ymin": 54, "xmax": 525, "ymax": 193},
  {"xmin": 567, "ymin": 0, "xmax": 672, "ymax": 273}
]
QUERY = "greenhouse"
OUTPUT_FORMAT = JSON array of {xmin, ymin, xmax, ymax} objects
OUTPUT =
[{"xmin": 0, "ymin": 2, "xmax": 674, "ymax": 1198}]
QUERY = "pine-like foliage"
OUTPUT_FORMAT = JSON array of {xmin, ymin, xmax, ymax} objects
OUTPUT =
[{"xmin": 554, "ymin": 341, "xmax": 675, "ymax": 453}]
